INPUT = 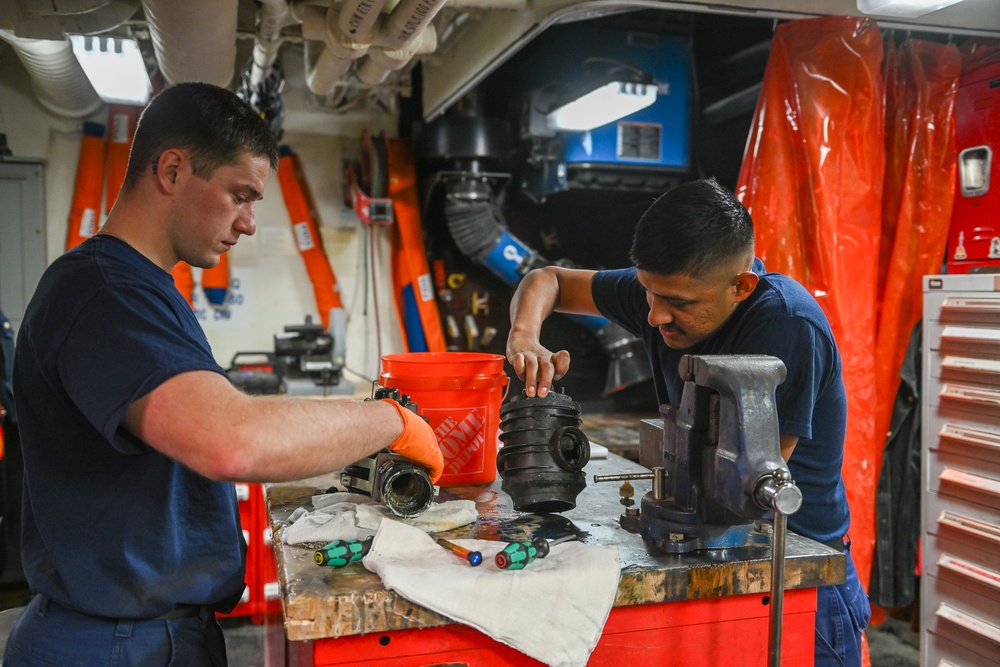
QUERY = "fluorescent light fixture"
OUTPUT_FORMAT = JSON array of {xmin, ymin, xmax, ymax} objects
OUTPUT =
[
  {"xmin": 547, "ymin": 81, "xmax": 657, "ymax": 132},
  {"xmin": 856, "ymin": 0, "xmax": 966, "ymax": 18},
  {"xmin": 70, "ymin": 35, "xmax": 152, "ymax": 106}
]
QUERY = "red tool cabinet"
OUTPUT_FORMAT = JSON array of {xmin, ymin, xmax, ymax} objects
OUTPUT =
[
  {"xmin": 946, "ymin": 59, "xmax": 1000, "ymax": 274},
  {"xmin": 219, "ymin": 482, "xmax": 282, "ymax": 624}
]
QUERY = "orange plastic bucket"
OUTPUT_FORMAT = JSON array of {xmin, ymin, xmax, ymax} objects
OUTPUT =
[{"xmin": 380, "ymin": 352, "xmax": 508, "ymax": 487}]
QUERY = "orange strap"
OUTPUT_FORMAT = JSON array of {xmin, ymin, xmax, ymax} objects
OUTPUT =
[
  {"xmin": 66, "ymin": 122, "xmax": 107, "ymax": 251},
  {"xmin": 387, "ymin": 138, "xmax": 446, "ymax": 352},
  {"xmin": 172, "ymin": 263, "xmax": 195, "ymax": 308},
  {"xmin": 277, "ymin": 147, "xmax": 342, "ymax": 331},
  {"xmin": 105, "ymin": 105, "xmax": 139, "ymax": 214}
]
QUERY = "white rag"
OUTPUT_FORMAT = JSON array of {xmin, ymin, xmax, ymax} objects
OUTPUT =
[
  {"xmin": 282, "ymin": 492, "xmax": 478, "ymax": 545},
  {"xmin": 363, "ymin": 518, "xmax": 621, "ymax": 667}
]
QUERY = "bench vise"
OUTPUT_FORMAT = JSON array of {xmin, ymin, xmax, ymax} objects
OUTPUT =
[{"xmin": 602, "ymin": 354, "xmax": 802, "ymax": 554}]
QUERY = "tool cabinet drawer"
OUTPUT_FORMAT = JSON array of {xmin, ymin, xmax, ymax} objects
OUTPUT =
[
  {"xmin": 929, "ymin": 422, "xmax": 1000, "ymax": 467},
  {"xmin": 926, "ymin": 391, "xmax": 1000, "ymax": 432},
  {"xmin": 926, "ymin": 463, "xmax": 1000, "ymax": 505},
  {"xmin": 924, "ymin": 525, "xmax": 1000, "ymax": 581},
  {"xmin": 923, "ymin": 604, "xmax": 1000, "ymax": 667},
  {"xmin": 929, "ymin": 354, "xmax": 1000, "ymax": 387},
  {"xmin": 924, "ymin": 491, "xmax": 1000, "ymax": 545},
  {"xmin": 923, "ymin": 574, "xmax": 1000, "ymax": 665}
]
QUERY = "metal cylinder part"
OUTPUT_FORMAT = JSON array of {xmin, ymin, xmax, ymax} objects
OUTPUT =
[{"xmin": 497, "ymin": 391, "xmax": 591, "ymax": 513}]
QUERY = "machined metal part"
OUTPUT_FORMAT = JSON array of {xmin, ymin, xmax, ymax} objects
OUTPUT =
[
  {"xmin": 497, "ymin": 391, "xmax": 591, "ymax": 513},
  {"xmin": 340, "ymin": 389, "xmax": 437, "ymax": 518},
  {"xmin": 341, "ymin": 451, "xmax": 437, "ymax": 518}
]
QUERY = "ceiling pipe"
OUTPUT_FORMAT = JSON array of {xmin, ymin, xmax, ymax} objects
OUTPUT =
[
  {"xmin": 140, "ymin": 0, "xmax": 238, "ymax": 88},
  {"xmin": 302, "ymin": 0, "xmax": 386, "ymax": 96},
  {"xmin": 0, "ymin": 29, "xmax": 104, "ymax": 118},
  {"xmin": 250, "ymin": 0, "xmax": 298, "ymax": 88},
  {"xmin": 356, "ymin": 25, "xmax": 437, "ymax": 85}
]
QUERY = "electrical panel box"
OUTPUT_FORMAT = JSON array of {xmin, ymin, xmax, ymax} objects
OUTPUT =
[
  {"xmin": 946, "ymin": 60, "xmax": 1000, "ymax": 274},
  {"xmin": 921, "ymin": 274, "xmax": 1000, "ymax": 666}
]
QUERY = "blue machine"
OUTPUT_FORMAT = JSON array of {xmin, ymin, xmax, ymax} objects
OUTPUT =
[{"xmin": 522, "ymin": 25, "xmax": 692, "ymax": 199}]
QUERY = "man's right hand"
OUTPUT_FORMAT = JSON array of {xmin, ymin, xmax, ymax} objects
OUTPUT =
[
  {"xmin": 382, "ymin": 398, "xmax": 444, "ymax": 483},
  {"xmin": 506, "ymin": 338, "xmax": 571, "ymax": 399}
]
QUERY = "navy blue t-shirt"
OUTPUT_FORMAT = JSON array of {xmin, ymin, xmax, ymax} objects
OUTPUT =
[
  {"xmin": 591, "ymin": 259, "xmax": 850, "ymax": 543},
  {"xmin": 13, "ymin": 235, "xmax": 246, "ymax": 618}
]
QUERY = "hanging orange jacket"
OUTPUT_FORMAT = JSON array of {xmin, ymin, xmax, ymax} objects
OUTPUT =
[
  {"xmin": 202, "ymin": 253, "xmax": 230, "ymax": 306},
  {"xmin": 386, "ymin": 138, "xmax": 446, "ymax": 352},
  {"xmin": 104, "ymin": 105, "xmax": 139, "ymax": 214},
  {"xmin": 172, "ymin": 263, "xmax": 195, "ymax": 308},
  {"xmin": 66, "ymin": 121, "xmax": 107, "ymax": 251},
  {"xmin": 277, "ymin": 146, "xmax": 342, "ymax": 331}
]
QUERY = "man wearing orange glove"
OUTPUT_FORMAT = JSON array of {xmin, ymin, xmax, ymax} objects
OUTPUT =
[{"xmin": 6, "ymin": 83, "xmax": 441, "ymax": 666}]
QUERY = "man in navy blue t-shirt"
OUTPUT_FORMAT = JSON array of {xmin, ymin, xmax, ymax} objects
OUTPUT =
[
  {"xmin": 7, "ymin": 83, "xmax": 442, "ymax": 666},
  {"xmin": 506, "ymin": 178, "xmax": 870, "ymax": 666}
]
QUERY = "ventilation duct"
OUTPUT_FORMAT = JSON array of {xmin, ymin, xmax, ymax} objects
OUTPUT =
[{"xmin": 0, "ymin": 29, "xmax": 103, "ymax": 118}]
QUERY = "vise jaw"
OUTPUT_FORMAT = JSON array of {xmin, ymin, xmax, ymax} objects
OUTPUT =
[{"xmin": 638, "ymin": 354, "xmax": 801, "ymax": 553}]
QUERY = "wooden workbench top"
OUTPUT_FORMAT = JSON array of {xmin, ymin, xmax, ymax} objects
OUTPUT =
[{"xmin": 264, "ymin": 452, "xmax": 845, "ymax": 642}]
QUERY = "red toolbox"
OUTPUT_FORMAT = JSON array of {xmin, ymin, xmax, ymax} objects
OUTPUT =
[{"xmin": 947, "ymin": 58, "xmax": 1000, "ymax": 273}]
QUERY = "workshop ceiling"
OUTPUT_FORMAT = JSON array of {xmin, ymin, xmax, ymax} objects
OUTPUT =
[{"xmin": 1, "ymin": 0, "xmax": 998, "ymax": 123}]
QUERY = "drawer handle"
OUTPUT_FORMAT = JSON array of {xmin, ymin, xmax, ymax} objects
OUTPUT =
[
  {"xmin": 940, "ymin": 325, "xmax": 1000, "ymax": 345},
  {"xmin": 937, "ymin": 510, "xmax": 1000, "ymax": 545},
  {"xmin": 941, "ymin": 355, "xmax": 1000, "ymax": 377},
  {"xmin": 939, "ymin": 424, "xmax": 1000, "ymax": 452},
  {"xmin": 939, "ymin": 467, "xmax": 1000, "ymax": 498},
  {"xmin": 941, "ymin": 296, "xmax": 1000, "ymax": 315},
  {"xmin": 935, "ymin": 602, "xmax": 1000, "ymax": 645},
  {"xmin": 937, "ymin": 553, "xmax": 1000, "ymax": 593},
  {"xmin": 939, "ymin": 382, "xmax": 1000, "ymax": 407}
]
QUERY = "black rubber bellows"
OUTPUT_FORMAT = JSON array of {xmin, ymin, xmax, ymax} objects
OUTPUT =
[{"xmin": 497, "ymin": 391, "xmax": 591, "ymax": 513}]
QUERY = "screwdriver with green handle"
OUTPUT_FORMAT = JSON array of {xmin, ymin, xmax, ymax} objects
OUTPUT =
[
  {"xmin": 314, "ymin": 536, "xmax": 374, "ymax": 567},
  {"xmin": 494, "ymin": 535, "xmax": 577, "ymax": 570}
]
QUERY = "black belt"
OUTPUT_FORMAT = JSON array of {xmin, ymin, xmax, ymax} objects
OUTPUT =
[
  {"xmin": 822, "ymin": 535, "xmax": 851, "ymax": 553},
  {"xmin": 152, "ymin": 603, "xmax": 212, "ymax": 621}
]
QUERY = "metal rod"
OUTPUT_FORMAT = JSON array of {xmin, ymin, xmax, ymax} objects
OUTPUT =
[
  {"xmin": 768, "ymin": 509, "xmax": 788, "ymax": 667},
  {"xmin": 592, "ymin": 472, "xmax": 654, "ymax": 483}
]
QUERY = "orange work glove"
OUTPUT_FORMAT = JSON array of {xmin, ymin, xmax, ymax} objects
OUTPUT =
[{"xmin": 382, "ymin": 398, "xmax": 444, "ymax": 484}]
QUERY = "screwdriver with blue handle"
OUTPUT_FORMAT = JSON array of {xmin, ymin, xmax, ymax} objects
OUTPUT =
[
  {"xmin": 314, "ymin": 536, "xmax": 374, "ymax": 567},
  {"xmin": 495, "ymin": 535, "xmax": 577, "ymax": 570}
]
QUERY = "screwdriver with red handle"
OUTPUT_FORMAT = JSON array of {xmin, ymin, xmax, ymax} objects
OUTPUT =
[{"xmin": 495, "ymin": 535, "xmax": 577, "ymax": 570}]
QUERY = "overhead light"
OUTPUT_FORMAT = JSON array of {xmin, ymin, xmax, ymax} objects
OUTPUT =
[
  {"xmin": 546, "ymin": 81, "xmax": 657, "ymax": 132},
  {"xmin": 70, "ymin": 35, "xmax": 152, "ymax": 106},
  {"xmin": 856, "ymin": 0, "xmax": 966, "ymax": 18}
]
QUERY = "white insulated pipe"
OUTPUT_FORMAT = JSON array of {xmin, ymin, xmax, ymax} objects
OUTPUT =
[
  {"xmin": 0, "ymin": 29, "xmax": 104, "ymax": 118},
  {"xmin": 302, "ymin": 0, "xmax": 386, "ymax": 96},
  {"xmin": 141, "ymin": 0, "xmax": 238, "ymax": 88},
  {"xmin": 356, "ymin": 25, "xmax": 436, "ymax": 85},
  {"xmin": 356, "ymin": 0, "xmax": 449, "ymax": 88},
  {"xmin": 250, "ymin": 0, "xmax": 297, "ymax": 88}
]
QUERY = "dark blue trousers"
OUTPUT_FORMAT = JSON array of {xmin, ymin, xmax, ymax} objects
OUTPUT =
[
  {"xmin": 3, "ymin": 595, "xmax": 227, "ymax": 666},
  {"xmin": 815, "ymin": 549, "xmax": 871, "ymax": 667}
]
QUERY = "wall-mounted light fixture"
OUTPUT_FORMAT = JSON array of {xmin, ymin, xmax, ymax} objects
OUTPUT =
[
  {"xmin": 856, "ymin": 0, "xmax": 966, "ymax": 18},
  {"xmin": 70, "ymin": 35, "xmax": 152, "ymax": 106},
  {"xmin": 546, "ymin": 81, "xmax": 657, "ymax": 132}
]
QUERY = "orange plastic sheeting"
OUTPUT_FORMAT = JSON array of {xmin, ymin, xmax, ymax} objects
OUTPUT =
[
  {"xmin": 172, "ymin": 263, "xmax": 195, "ymax": 308},
  {"xmin": 874, "ymin": 39, "xmax": 960, "ymax": 482},
  {"xmin": 105, "ymin": 105, "xmax": 139, "ymax": 214},
  {"xmin": 735, "ymin": 16, "xmax": 884, "ymax": 591},
  {"xmin": 386, "ymin": 138, "xmax": 447, "ymax": 353},
  {"xmin": 66, "ymin": 122, "xmax": 107, "ymax": 251},
  {"xmin": 277, "ymin": 149, "xmax": 342, "ymax": 331}
]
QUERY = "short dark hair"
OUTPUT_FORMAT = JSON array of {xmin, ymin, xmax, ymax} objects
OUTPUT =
[
  {"xmin": 122, "ymin": 82, "xmax": 279, "ymax": 191},
  {"xmin": 629, "ymin": 178, "xmax": 754, "ymax": 277}
]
